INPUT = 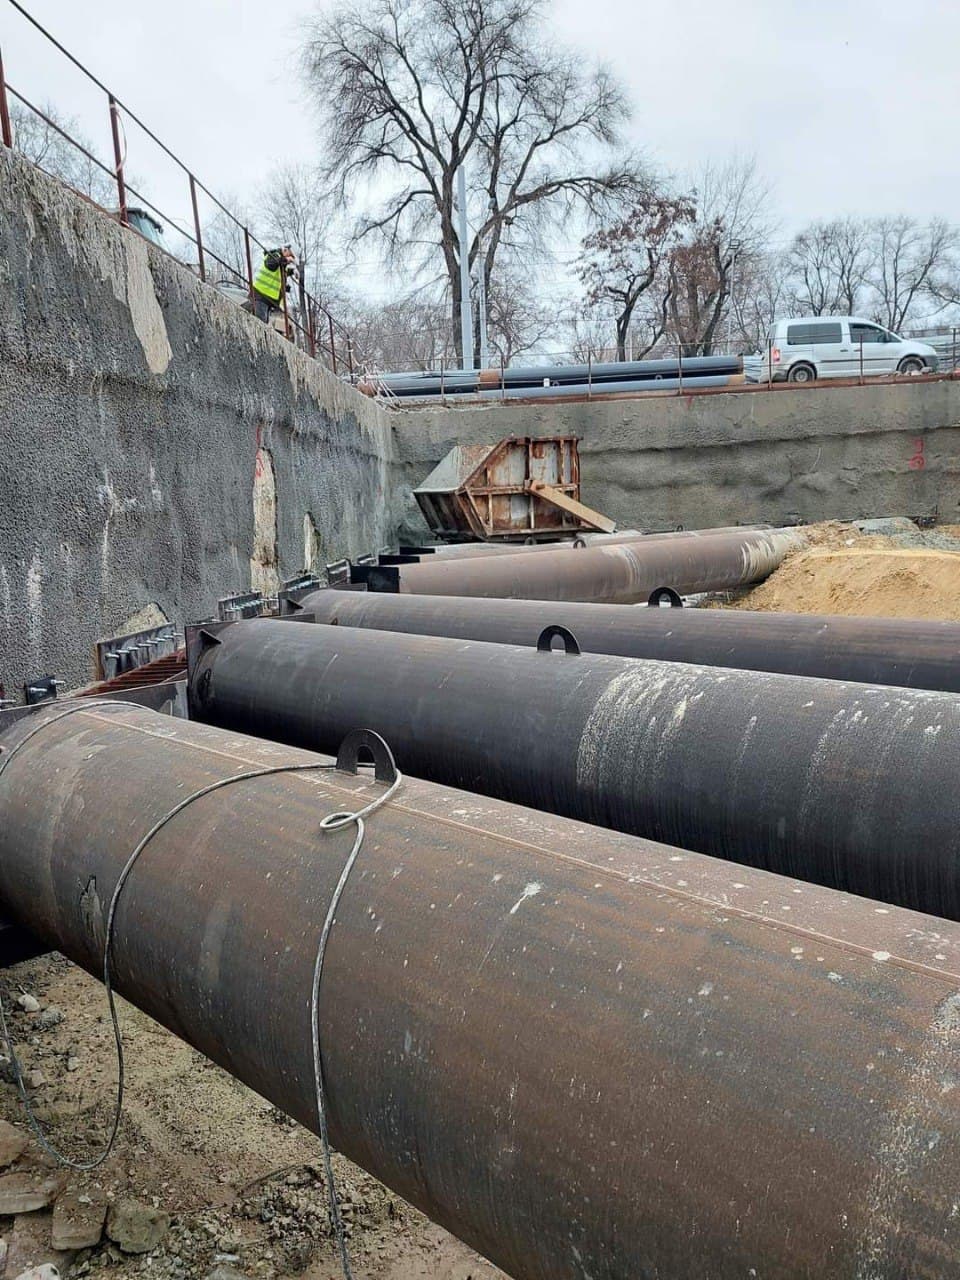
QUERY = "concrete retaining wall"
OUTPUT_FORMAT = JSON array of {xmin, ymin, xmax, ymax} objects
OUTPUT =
[
  {"xmin": 391, "ymin": 380, "xmax": 960, "ymax": 537},
  {"xmin": 0, "ymin": 147, "xmax": 393, "ymax": 701}
]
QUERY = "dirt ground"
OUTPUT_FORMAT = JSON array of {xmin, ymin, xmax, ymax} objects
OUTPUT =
[
  {"xmin": 731, "ymin": 520, "xmax": 960, "ymax": 619},
  {"xmin": 0, "ymin": 956, "xmax": 504, "ymax": 1280}
]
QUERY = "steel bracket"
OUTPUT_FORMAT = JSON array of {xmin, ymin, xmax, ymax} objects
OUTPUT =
[
  {"xmin": 648, "ymin": 587, "xmax": 684, "ymax": 608},
  {"xmin": 537, "ymin": 625, "xmax": 581, "ymax": 655},
  {"xmin": 336, "ymin": 728, "xmax": 398, "ymax": 785}
]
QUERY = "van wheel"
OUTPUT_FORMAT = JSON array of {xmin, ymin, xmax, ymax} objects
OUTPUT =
[
  {"xmin": 787, "ymin": 363, "xmax": 815, "ymax": 384},
  {"xmin": 898, "ymin": 356, "xmax": 924, "ymax": 375}
]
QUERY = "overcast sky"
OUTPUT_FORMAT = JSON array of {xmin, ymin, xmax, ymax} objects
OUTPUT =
[{"xmin": 4, "ymin": 0, "xmax": 958, "ymax": 301}]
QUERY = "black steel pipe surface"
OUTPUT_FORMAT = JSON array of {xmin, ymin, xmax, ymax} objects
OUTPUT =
[
  {"xmin": 191, "ymin": 619, "xmax": 960, "ymax": 920},
  {"xmin": 2, "ymin": 704, "xmax": 960, "ymax": 1278},
  {"xmin": 364, "ymin": 527, "xmax": 800, "ymax": 601},
  {"xmin": 290, "ymin": 591, "xmax": 960, "ymax": 694}
]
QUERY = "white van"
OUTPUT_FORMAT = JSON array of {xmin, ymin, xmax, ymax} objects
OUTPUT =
[{"xmin": 758, "ymin": 317, "xmax": 938, "ymax": 382}]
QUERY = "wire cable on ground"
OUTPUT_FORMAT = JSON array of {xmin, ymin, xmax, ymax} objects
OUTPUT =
[{"xmin": 0, "ymin": 701, "xmax": 401, "ymax": 1279}]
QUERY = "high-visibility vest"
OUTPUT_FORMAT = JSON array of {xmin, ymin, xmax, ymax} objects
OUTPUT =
[{"xmin": 253, "ymin": 256, "xmax": 282, "ymax": 302}]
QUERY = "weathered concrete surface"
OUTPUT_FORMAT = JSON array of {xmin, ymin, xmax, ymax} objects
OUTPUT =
[
  {"xmin": 391, "ymin": 380, "xmax": 960, "ymax": 537},
  {"xmin": 0, "ymin": 147, "xmax": 393, "ymax": 701}
]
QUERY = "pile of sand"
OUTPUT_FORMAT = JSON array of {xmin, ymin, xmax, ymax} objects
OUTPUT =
[{"xmin": 738, "ymin": 543, "xmax": 960, "ymax": 620}]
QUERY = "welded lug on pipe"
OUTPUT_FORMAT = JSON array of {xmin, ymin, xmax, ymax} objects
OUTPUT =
[
  {"xmin": 362, "ymin": 527, "xmax": 802, "ymax": 602},
  {"xmin": 2, "ymin": 703, "xmax": 960, "ymax": 1278},
  {"xmin": 189, "ymin": 618, "xmax": 960, "ymax": 921},
  {"xmin": 291, "ymin": 590, "xmax": 960, "ymax": 694}
]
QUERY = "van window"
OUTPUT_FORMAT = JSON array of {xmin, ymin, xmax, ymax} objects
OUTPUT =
[
  {"xmin": 786, "ymin": 322, "xmax": 843, "ymax": 345},
  {"xmin": 850, "ymin": 322, "xmax": 891, "ymax": 344}
]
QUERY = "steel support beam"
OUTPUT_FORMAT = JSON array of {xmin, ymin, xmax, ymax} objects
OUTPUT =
[
  {"xmin": 287, "ymin": 591, "xmax": 960, "ymax": 694},
  {"xmin": 190, "ymin": 619, "xmax": 960, "ymax": 920},
  {"xmin": 363, "ymin": 528, "xmax": 800, "ymax": 601},
  {"xmin": 1, "ymin": 704, "xmax": 960, "ymax": 1277}
]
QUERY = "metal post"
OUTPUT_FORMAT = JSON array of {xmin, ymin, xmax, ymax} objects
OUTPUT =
[
  {"xmin": 677, "ymin": 338, "xmax": 683, "ymax": 396},
  {"xmin": 859, "ymin": 337, "xmax": 864, "ymax": 384},
  {"xmin": 327, "ymin": 312, "xmax": 337, "ymax": 374},
  {"xmin": 953, "ymin": 327, "xmax": 957, "ymax": 375},
  {"xmin": 188, "ymin": 174, "xmax": 205, "ymax": 282},
  {"xmin": 440, "ymin": 357, "xmax": 446, "ymax": 405},
  {"xmin": 298, "ymin": 263, "xmax": 314, "ymax": 358},
  {"xmin": 478, "ymin": 259, "xmax": 489, "ymax": 368},
  {"xmin": 280, "ymin": 271, "xmax": 291, "ymax": 341},
  {"xmin": 346, "ymin": 335, "xmax": 354, "ymax": 380},
  {"xmin": 0, "ymin": 46, "xmax": 13, "ymax": 149},
  {"xmin": 588, "ymin": 351, "xmax": 592, "ymax": 399},
  {"xmin": 108, "ymin": 95, "xmax": 127, "ymax": 225},
  {"xmin": 244, "ymin": 228, "xmax": 255, "ymax": 302},
  {"xmin": 500, "ymin": 353, "xmax": 506, "ymax": 401},
  {"xmin": 456, "ymin": 166, "xmax": 474, "ymax": 371},
  {"xmin": 767, "ymin": 339, "xmax": 773, "ymax": 389}
]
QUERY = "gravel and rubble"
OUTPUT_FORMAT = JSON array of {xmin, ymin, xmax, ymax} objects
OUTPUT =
[{"xmin": 0, "ymin": 958, "xmax": 503, "ymax": 1280}]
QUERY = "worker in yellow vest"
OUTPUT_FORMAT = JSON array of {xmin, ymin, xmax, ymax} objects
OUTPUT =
[{"xmin": 251, "ymin": 245, "xmax": 297, "ymax": 326}]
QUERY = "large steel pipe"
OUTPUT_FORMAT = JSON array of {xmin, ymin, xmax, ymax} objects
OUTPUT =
[
  {"xmin": 191, "ymin": 619, "xmax": 960, "ymax": 919},
  {"xmin": 396, "ymin": 526, "xmax": 767, "ymax": 562},
  {"xmin": 2, "ymin": 703, "xmax": 960, "ymax": 1278},
  {"xmin": 290, "ymin": 591, "xmax": 960, "ymax": 694},
  {"xmin": 365, "ymin": 527, "xmax": 800, "ymax": 600}
]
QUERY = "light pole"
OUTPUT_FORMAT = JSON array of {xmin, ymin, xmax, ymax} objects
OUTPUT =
[{"xmin": 456, "ymin": 166, "xmax": 474, "ymax": 371}]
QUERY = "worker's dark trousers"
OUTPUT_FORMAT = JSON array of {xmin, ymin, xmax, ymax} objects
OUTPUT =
[{"xmin": 253, "ymin": 293, "xmax": 279, "ymax": 324}]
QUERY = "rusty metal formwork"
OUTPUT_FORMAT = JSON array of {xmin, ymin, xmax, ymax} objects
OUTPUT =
[{"xmin": 413, "ymin": 436, "xmax": 613, "ymax": 542}]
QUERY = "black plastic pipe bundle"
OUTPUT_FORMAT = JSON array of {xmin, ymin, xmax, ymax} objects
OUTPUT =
[
  {"xmin": 365, "ymin": 354, "xmax": 742, "ymax": 398},
  {"xmin": 189, "ymin": 619, "xmax": 960, "ymax": 920}
]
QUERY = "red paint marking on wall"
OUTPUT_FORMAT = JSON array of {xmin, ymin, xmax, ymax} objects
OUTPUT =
[{"xmin": 908, "ymin": 437, "xmax": 926, "ymax": 471}]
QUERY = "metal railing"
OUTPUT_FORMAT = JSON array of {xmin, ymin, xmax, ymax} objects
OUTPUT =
[{"xmin": 0, "ymin": 0, "xmax": 357, "ymax": 376}]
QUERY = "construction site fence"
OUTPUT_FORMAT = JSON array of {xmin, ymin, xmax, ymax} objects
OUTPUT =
[{"xmin": 0, "ymin": 1, "xmax": 359, "ymax": 376}]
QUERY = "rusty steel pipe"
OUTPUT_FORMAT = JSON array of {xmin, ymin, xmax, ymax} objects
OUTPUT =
[
  {"xmin": 395, "ymin": 525, "xmax": 768, "ymax": 562},
  {"xmin": 190, "ymin": 619, "xmax": 960, "ymax": 920},
  {"xmin": 287, "ymin": 591, "xmax": 960, "ymax": 694},
  {"xmin": 2, "ymin": 703, "xmax": 960, "ymax": 1278},
  {"xmin": 364, "ymin": 527, "xmax": 800, "ymax": 601}
]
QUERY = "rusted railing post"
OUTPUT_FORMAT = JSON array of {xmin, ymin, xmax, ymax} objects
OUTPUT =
[
  {"xmin": 280, "ymin": 271, "xmax": 291, "ymax": 341},
  {"xmin": 244, "ymin": 228, "xmax": 255, "ymax": 302},
  {"xmin": 300, "ymin": 271, "xmax": 315, "ymax": 359},
  {"xmin": 346, "ymin": 335, "xmax": 354, "ymax": 379},
  {"xmin": 858, "ymin": 337, "xmax": 864, "ymax": 384},
  {"xmin": 327, "ymin": 313, "xmax": 337, "ymax": 374},
  {"xmin": 188, "ymin": 174, "xmax": 205, "ymax": 281},
  {"xmin": 108, "ymin": 95, "xmax": 128, "ymax": 224},
  {"xmin": 0, "ymin": 47, "xmax": 14, "ymax": 149}
]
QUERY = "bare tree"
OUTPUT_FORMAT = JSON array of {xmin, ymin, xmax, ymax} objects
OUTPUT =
[
  {"xmin": 257, "ymin": 163, "xmax": 336, "ymax": 300},
  {"xmin": 10, "ymin": 101, "xmax": 120, "ymax": 207},
  {"xmin": 785, "ymin": 217, "xmax": 870, "ymax": 315},
  {"xmin": 664, "ymin": 158, "xmax": 774, "ymax": 355},
  {"xmin": 302, "ymin": 0, "xmax": 643, "ymax": 362},
  {"xmin": 200, "ymin": 197, "xmax": 254, "ymax": 285},
  {"xmin": 484, "ymin": 267, "xmax": 556, "ymax": 364},
  {"xmin": 347, "ymin": 294, "xmax": 455, "ymax": 371},
  {"xmin": 728, "ymin": 250, "xmax": 789, "ymax": 352},
  {"xmin": 579, "ymin": 189, "xmax": 695, "ymax": 360},
  {"xmin": 864, "ymin": 216, "xmax": 959, "ymax": 331}
]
